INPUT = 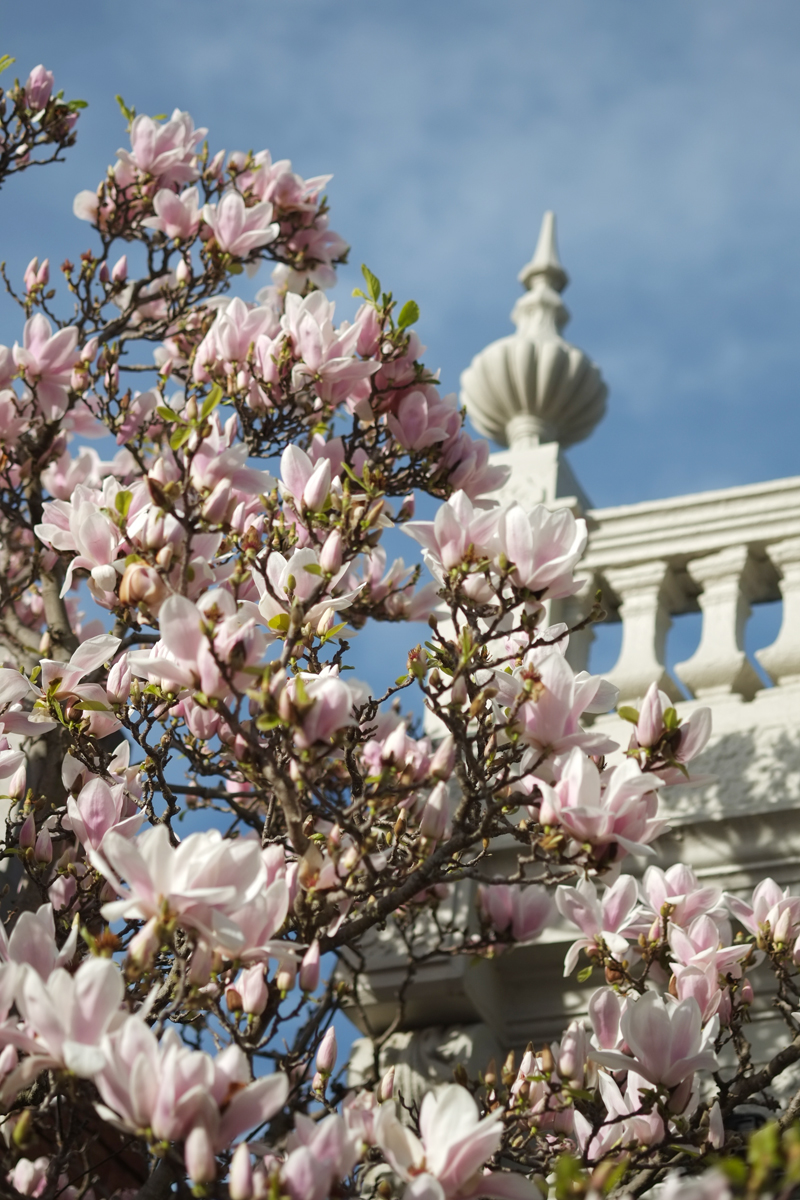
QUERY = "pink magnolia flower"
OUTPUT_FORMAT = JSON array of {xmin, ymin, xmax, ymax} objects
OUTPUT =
[
  {"xmin": 0, "ymin": 903, "xmax": 78, "ymax": 980},
  {"xmin": 556, "ymin": 875, "xmax": 639, "ymax": 975},
  {"xmin": 629, "ymin": 683, "xmax": 712, "ymax": 781},
  {"xmin": 116, "ymin": 109, "xmax": 207, "ymax": 188},
  {"xmin": 376, "ymin": 1084, "xmax": 537, "ymax": 1200},
  {"xmin": 281, "ymin": 1112, "xmax": 362, "ymax": 1200},
  {"xmin": 93, "ymin": 824, "xmax": 269, "ymax": 955},
  {"xmin": 538, "ymin": 747, "xmax": 665, "ymax": 858},
  {"xmin": 0, "ymin": 634, "xmax": 121, "ymax": 739},
  {"xmin": 638, "ymin": 863, "xmax": 728, "ymax": 935},
  {"xmin": 202, "ymin": 191, "xmax": 278, "ymax": 257},
  {"xmin": 13, "ymin": 314, "xmax": 79, "ymax": 420},
  {"xmin": 478, "ymin": 883, "xmax": 555, "ymax": 944},
  {"xmin": 67, "ymin": 776, "xmax": 144, "ymax": 853},
  {"xmin": 497, "ymin": 504, "xmax": 587, "ymax": 599},
  {"xmin": 590, "ymin": 991, "xmax": 719, "ymax": 1088},
  {"xmin": 405, "ymin": 491, "xmax": 503, "ymax": 602},
  {"xmin": 387, "ymin": 390, "xmax": 459, "ymax": 451},
  {"xmin": 95, "ymin": 1017, "xmax": 287, "ymax": 1149},
  {"xmin": 726, "ymin": 878, "xmax": 800, "ymax": 944},
  {"xmin": 253, "ymin": 547, "xmax": 361, "ymax": 634},
  {"xmin": 574, "ymin": 1069, "xmax": 664, "ymax": 1161},
  {"xmin": 500, "ymin": 655, "xmax": 619, "ymax": 760},
  {"xmin": 438, "ymin": 427, "xmax": 510, "ymax": 500},
  {"xmin": 290, "ymin": 669, "xmax": 357, "ymax": 748},
  {"xmin": 142, "ymin": 186, "xmax": 201, "ymax": 239},
  {"xmin": 1, "ymin": 958, "xmax": 126, "ymax": 1103},
  {"xmin": 25, "ymin": 65, "xmax": 54, "ymax": 110},
  {"xmin": 35, "ymin": 483, "xmax": 124, "ymax": 595},
  {"xmin": 193, "ymin": 297, "xmax": 280, "ymax": 382},
  {"xmin": 282, "ymin": 292, "xmax": 379, "ymax": 405},
  {"xmin": 129, "ymin": 590, "xmax": 265, "ymax": 699}
]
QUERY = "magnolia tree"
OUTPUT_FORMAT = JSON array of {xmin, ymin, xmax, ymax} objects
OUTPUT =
[{"xmin": 0, "ymin": 56, "xmax": 799, "ymax": 1200}]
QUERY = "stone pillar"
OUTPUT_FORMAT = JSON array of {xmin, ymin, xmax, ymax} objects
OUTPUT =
[
  {"xmin": 602, "ymin": 560, "xmax": 683, "ymax": 703},
  {"xmin": 675, "ymin": 546, "xmax": 762, "ymax": 701},
  {"xmin": 757, "ymin": 538, "xmax": 800, "ymax": 686}
]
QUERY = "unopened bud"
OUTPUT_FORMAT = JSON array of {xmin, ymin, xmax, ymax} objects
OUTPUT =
[
  {"xmin": 34, "ymin": 827, "xmax": 52, "ymax": 865},
  {"xmin": 378, "ymin": 1065, "xmax": 395, "ymax": 1102},
  {"xmin": 229, "ymin": 1143, "xmax": 254, "ymax": 1200},
  {"xmin": 429, "ymin": 735, "xmax": 455, "ymax": 780},
  {"xmin": 239, "ymin": 964, "xmax": 268, "ymax": 1016},
  {"xmin": 225, "ymin": 984, "xmax": 243, "ymax": 1014},
  {"xmin": 316, "ymin": 1025, "xmax": 337, "ymax": 1074},
  {"xmin": 19, "ymin": 813, "xmax": 35, "ymax": 851},
  {"xmin": 319, "ymin": 529, "xmax": 343, "ymax": 574},
  {"xmin": 184, "ymin": 1124, "xmax": 216, "ymax": 1185},
  {"xmin": 111, "ymin": 254, "xmax": 128, "ymax": 283},
  {"xmin": 299, "ymin": 940, "xmax": 321, "ymax": 993},
  {"xmin": 129, "ymin": 917, "xmax": 160, "ymax": 968},
  {"xmin": 276, "ymin": 957, "xmax": 297, "ymax": 993}
]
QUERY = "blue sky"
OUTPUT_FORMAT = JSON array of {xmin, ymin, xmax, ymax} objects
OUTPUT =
[{"xmin": 0, "ymin": 2, "xmax": 797, "ymax": 688}]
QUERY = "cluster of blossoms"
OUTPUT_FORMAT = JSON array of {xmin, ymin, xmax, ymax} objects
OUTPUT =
[{"xmin": 0, "ymin": 58, "xmax": 796, "ymax": 1200}]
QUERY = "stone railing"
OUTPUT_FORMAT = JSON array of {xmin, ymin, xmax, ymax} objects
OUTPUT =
[{"xmin": 572, "ymin": 474, "xmax": 800, "ymax": 702}]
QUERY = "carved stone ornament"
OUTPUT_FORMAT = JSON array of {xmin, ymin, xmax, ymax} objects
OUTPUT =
[{"xmin": 460, "ymin": 211, "xmax": 608, "ymax": 450}]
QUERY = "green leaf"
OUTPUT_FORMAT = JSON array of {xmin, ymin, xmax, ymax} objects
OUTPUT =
[
  {"xmin": 143, "ymin": 684, "xmax": 163, "ymax": 696},
  {"xmin": 351, "ymin": 288, "xmax": 367, "ymax": 300},
  {"xmin": 200, "ymin": 384, "xmax": 223, "ymax": 420},
  {"xmin": 302, "ymin": 563, "xmax": 322, "ymax": 576},
  {"xmin": 73, "ymin": 699, "xmax": 111, "ymax": 713},
  {"xmin": 361, "ymin": 264, "xmax": 380, "ymax": 302},
  {"xmin": 169, "ymin": 425, "xmax": 191, "ymax": 452},
  {"xmin": 114, "ymin": 94, "xmax": 135, "ymax": 123},
  {"xmin": 663, "ymin": 705, "xmax": 679, "ymax": 731},
  {"xmin": 156, "ymin": 405, "xmax": 183, "ymax": 423},
  {"xmin": 255, "ymin": 714, "xmax": 281, "ymax": 731},
  {"xmin": 115, "ymin": 490, "xmax": 132, "ymax": 519},
  {"xmin": 66, "ymin": 99, "xmax": 88, "ymax": 111},
  {"xmin": 395, "ymin": 674, "xmax": 410, "ymax": 686},
  {"xmin": 617, "ymin": 705, "xmax": 640, "ymax": 724},
  {"xmin": 397, "ymin": 300, "xmax": 420, "ymax": 330},
  {"xmin": 0, "ymin": 56, "xmax": 15, "ymax": 76},
  {"xmin": 228, "ymin": 262, "xmax": 243, "ymax": 276},
  {"xmin": 576, "ymin": 965, "xmax": 593, "ymax": 983},
  {"xmin": 294, "ymin": 674, "xmax": 310, "ymax": 706},
  {"xmin": 321, "ymin": 622, "xmax": 347, "ymax": 643},
  {"xmin": 268, "ymin": 613, "xmax": 290, "ymax": 633}
]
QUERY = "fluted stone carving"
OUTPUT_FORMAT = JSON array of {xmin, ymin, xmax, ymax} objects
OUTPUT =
[{"xmin": 460, "ymin": 211, "xmax": 607, "ymax": 451}]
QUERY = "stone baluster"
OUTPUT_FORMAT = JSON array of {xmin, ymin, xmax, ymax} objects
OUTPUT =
[
  {"xmin": 674, "ymin": 546, "xmax": 762, "ymax": 701},
  {"xmin": 551, "ymin": 576, "xmax": 596, "ymax": 674},
  {"xmin": 756, "ymin": 538, "xmax": 800, "ymax": 686},
  {"xmin": 602, "ymin": 561, "xmax": 683, "ymax": 703}
]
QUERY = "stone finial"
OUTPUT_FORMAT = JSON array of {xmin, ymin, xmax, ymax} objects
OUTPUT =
[{"xmin": 460, "ymin": 211, "xmax": 608, "ymax": 450}]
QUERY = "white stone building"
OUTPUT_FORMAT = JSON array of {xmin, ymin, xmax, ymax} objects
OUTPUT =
[{"xmin": 349, "ymin": 214, "xmax": 800, "ymax": 1102}]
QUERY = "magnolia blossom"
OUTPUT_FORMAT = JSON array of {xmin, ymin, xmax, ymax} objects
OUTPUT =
[
  {"xmin": 726, "ymin": 877, "xmax": 800, "ymax": 946},
  {"xmin": 574, "ymin": 1068, "xmax": 664, "ymax": 1160},
  {"xmin": 556, "ymin": 875, "xmax": 639, "ymax": 975},
  {"xmin": 12, "ymin": 314, "xmax": 79, "ymax": 419},
  {"xmin": 66, "ymin": 775, "xmax": 144, "ymax": 853},
  {"xmin": 478, "ymin": 882, "xmax": 555, "ymax": 944},
  {"xmin": 629, "ymin": 682, "xmax": 712, "ymax": 782},
  {"xmin": 95, "ymin": 1018, "xmax": 287, "ymax": 1152},
  {"xmin": 498, "ymin": 503, "xmax": 587, "ymax": 598},
  {"xmin": 0, "ymin": 903, "xmax": 78, "ymax": 980},
  {"xmin": 280, "ymin": 1112, "xmax": 362, "ymax": 1200},
  {"xmin": 1, "ymin": 958, "xmax": 126, "ymax": 1103},
  {"xmin": 202, "ymin": 191, "xmax": 278, "ymax": 257},
  {"xmin": 93, "ymin": 824, "xmax": 270, "ymax": 954},
  {"xmin": 590, "ymin": 990, "xmax": 719, "ymax": 1090},
  {"xmin": 115, "ymin": 109, "xmax": 207, "ymax": 188},
  {"xmin": 142, "ymin": 185, "xmax": 201, "ymax": 239},
  {"xmin": 375, "ymin": 1084, "xmax": 537, "ymax": 1200},
  {"xmin": 538, "ymin": 747, "xmax": 665, "ymax": 858},
  {"xmin": 282, "ymin": 291, "xmax": 379, "ymax": 405}
]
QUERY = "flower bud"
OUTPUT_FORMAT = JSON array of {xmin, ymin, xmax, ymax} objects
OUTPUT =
[
  {"xmin": 319, "ymin": 530, "xmax": 343, "ymax": 574},
  {"xmin": 111, "ymin": 254, "xmax": 128, "ymax": 283},
  {"xmin": 276, "ymin": 958, "xmax": 297, "ymax": 993},
  {"xmin": 378, "ymin": 1065, "xmax": 395, "ymax": 1101},
  {"xmin": 302, "ymin": 459, "xmax": 331, "ymax": 511},
  {"xmin": 299, "ymin": 941, "xmax": 320, "ymax": 993},
  {"xmin": 129, "ymin": 917, "xmax": 160, "ymax": 968},
  {"xmin": 239, "ymin": 964, "xmax": 268, "ymax": 1016},
  {"xmin": 229, "ymin": 1143, "xmax": 254, "ymax": 1200},
  {"xmin": 90, "ymin": 563, "xmax": 118, "ymax": 593},
  {"xmin": 176, "ymin": 257, "xmax": 191, "ymax": 285},
  {"xmin": 419, "ymin": 781, "xmax": 448, "ymax": 841},
  {"xmin": 34, "ymin": 827, "xmax": 52, "ymax": 865},
  {"xmin": 429, "ymin": 735, "xmax": 455, "ymax": 780},
  {"xmin": 119, "ymin": 562, "xmax": 167, "ymax": 610},
  {"xmin": 316, "ymin": 1025, "xmax": 337, "ymax": 1075},
  {"xmin": 184, "ymin": 1124, "xmax": 216, "ymax": 1185},
  {"xmin": 106, "ymin": 655, "xmax": 132, "ymax": 705},
  {"xmin": 19, "ymin": 813, "xmax": 35, "ymax": 851}
]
